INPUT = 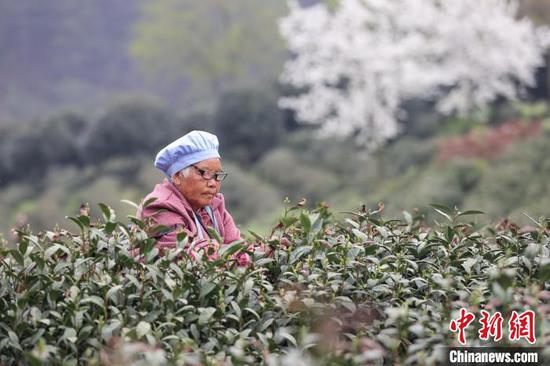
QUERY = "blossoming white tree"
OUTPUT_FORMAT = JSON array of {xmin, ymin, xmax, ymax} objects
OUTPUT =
[{"xmin": 279, "ymin": 0, "xmax": 550, "ymax": 148}]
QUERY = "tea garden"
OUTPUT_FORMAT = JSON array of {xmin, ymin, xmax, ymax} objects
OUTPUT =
[{"xmin": 0, "ymin": 201, "xmax": 549, "ymax": 365}]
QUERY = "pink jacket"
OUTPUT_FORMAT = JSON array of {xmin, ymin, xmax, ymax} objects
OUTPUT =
[{"xmin": 137, "ymin": 179, "xmax": 247, "ymax": 263}]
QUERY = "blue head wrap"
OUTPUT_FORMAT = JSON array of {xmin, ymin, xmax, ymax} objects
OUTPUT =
[{"xmin": 154, "ymin": 130, "xmax": 220, "ymax": 178}]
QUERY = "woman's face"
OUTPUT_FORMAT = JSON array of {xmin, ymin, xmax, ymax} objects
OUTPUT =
[{"xmin": 173, "ymin": 158, "xmax": 222, "ymax": 211}]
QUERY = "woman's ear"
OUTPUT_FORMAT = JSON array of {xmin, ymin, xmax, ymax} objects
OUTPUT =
[{"xmin": 172, "ymin": 172, "xmax": 181, "ymax": 186}]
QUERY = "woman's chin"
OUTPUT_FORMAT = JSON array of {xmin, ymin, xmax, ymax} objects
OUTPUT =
[{"xmin": 200, "ymin": 196, "xmax": 214, "ymax": 206}]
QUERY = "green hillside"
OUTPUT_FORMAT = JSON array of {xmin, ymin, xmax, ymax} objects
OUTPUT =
[{"xmin": 1, "ymin": 95, "xmax": 549, "ymax": 241}]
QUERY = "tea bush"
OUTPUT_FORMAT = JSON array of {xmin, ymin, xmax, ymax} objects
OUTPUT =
[{"xmin": 0, "ymin": 202, "xmax": 549, "ymax": 365}]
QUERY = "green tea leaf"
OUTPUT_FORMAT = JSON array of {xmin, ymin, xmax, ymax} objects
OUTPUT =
[
  {"xmin": 219, "ymin": 240, "xmax": 245, "ymax": 258},
  {"xmin": 98, "ymin": 203, "xmax": 112, "ymax": 222},
  {"xmin": 352, "ymin": 229, "xmax": 369, "ymax": 242},
  {"xmin": 121, "ymin": 199, "xmax": 140, "ymax": 211},
  {"xmin": 80, "ymin": 296, "xmax": 104, "ymax": 308},
  {"xmin": 200, "ymin": 282, "xmax": 217, "ymax": 299},
  {"xmin": 136, "ymin": 321, "xmax": 151, "ymax": 338},
  {"xmin": 300, "ymin": 211, "xmax": 311, "ymax": 233},
  {"xmin": 275, "ymin": 328, "xmax": 297, "ymax": 346},
  {"xmin": 289, "ymin": 246, "xmax": 312, "ymax": 264},
  {"xmin": 198, "ymin": 307, "xmax": 217, "ymax": 325},
  {"xmin": 457, "ymin": 210, "xmax": 484, "ymax": 218},
  {"xmin": 62, "ymin": 328, "xmax": 77, "ymax": 343}
]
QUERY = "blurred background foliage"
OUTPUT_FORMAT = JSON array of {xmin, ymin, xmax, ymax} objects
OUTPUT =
[
  {"xmin": 1, "ymin": 0, "xmax": 550, "ymax": 239},
  {"xmin": 130, "ymin": 0, "xmax": 287, "ymax": 110}
]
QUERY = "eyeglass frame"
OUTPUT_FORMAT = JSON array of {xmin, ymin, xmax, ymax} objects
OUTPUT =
[{"xmin": 190, "ymin": 164, "xmax": 228, "ymax": 181}]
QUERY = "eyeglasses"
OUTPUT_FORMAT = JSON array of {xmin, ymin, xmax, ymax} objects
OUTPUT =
[{"xmin": 191, "ymin": 165, "xmax": 228, "ymax": 181}]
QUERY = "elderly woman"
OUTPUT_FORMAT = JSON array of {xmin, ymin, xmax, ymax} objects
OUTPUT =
[{"xmin": 138, "ymin": 130, "xmax": 245, "ymax": 262}]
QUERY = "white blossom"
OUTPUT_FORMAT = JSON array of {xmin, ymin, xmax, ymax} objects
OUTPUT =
[{"xmin": 279, "ymin": 0, "xmax": 550, "ymax": 148}]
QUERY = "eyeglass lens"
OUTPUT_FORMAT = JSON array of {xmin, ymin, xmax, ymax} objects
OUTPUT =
[{"xmin": 193, "ymin": 165, "xmax": 227, "ymax": 181}]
